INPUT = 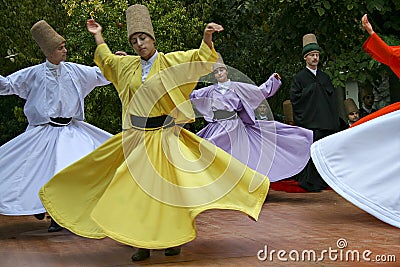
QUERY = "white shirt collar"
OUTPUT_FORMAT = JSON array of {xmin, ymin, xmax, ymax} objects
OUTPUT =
[
  {"xmin": 141, "ymin": 51, "xmax": 158, "ymax": 82},
  {"xmin": 46, "ymin": 60, "xmax": 62, "ymax": 79},
  {"xmin": 306, "ymin": 66, "xmax": 317, "ymax": 76},
  {"xmin": 140, "ymin": 51, "xmax": 158, "ymax": 66},
  {"xmin": 217, "ymin": 79, "xmax": 231, "ymax": 94},
  {"xmin": 46, "ymin": 60, "xmax": 61, "ymax": 70}
]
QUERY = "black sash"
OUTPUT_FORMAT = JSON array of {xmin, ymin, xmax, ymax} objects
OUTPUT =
[
  {"xmin": 213, "ymin": 110, "xmax": 237, "ymax": 120},
  {"xmin": 130, "ymin": 115, "xmax": 175, "ymax": 130},
  {"xmin": 49, "ymin": 117, "xmax": 72, "ymax": 127}
]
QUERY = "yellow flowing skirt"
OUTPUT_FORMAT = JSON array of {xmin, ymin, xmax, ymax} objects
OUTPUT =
[{"xmin": 39, "ymin": 126, "xmax": 269, "ymax": 249}]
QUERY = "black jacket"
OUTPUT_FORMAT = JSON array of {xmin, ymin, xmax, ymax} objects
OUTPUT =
[{"xmin": 290, "ymin": 68, "xmax": 341, "ymax": 131}]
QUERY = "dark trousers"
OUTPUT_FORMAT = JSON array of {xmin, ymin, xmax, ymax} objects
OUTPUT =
[{"xmin": 295, "ymin": 129, "xmax": 336, "ymax": 192}]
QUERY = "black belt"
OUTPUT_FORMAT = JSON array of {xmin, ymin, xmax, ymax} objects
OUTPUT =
[
  {"xmin": 49, "ymin": 117, "xmax": 72, "ymax": 127},
  {"xmin": 213, "ymin": 110, "xmax": 237, "ymax": 120},
  {"xmin": 130, "ymin": 115, "xmax": 175, "ymax": 130}
]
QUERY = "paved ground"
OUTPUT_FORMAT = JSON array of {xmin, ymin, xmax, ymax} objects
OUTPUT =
[{"xmin": 0, "ymin": 189, "xmax": 399, "ymax": 266}]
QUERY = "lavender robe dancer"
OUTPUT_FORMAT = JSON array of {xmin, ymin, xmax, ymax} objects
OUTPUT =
[{"xmin": 190, "ymin": 74, "xmax": 313, "ymax": 182}]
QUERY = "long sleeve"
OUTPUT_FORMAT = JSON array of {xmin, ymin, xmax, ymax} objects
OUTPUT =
[
  {"xmin": 161, "ymin": 40, "xmax": 218, "ymax": 98},
  {"xmin": 69, "ymin": 64, "xmax": 111, "ymax": 98},
  {"xmin": 190, "ymin": 85, "xmax": 216, "ymax": 121},
  {"xmin": 363, "ymin": 33, "xmax": 400, "ymax": 78},
  {"xmin": 0, "ymin": 66, "xmax": 37, "ymax": 99},
  {"xmin": 258, "ymin": 74, "xmax": 282, "ymax": 99},
  {"xmin": 234, "ymin": 74, "xmax": 281, "ymax": 112},
  {"xmin": 94, "ymin": 43, "xmax": 135, "ymax": 95},
  {"xmin": 290, "ymin": 75, "xmax": 304, "ymax": 107}
]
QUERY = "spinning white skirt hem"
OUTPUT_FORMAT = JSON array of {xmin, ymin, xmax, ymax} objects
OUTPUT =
[
  {"xmin": 311, "ymin": 110, "xmax": 400, "ymax": 228},
  {"xmin": 0, "ymin": 120, "xmax": 112, "ymax": 215}
]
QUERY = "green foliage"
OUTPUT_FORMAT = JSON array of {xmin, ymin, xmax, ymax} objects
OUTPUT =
[
  {"xmin": 0, "ymin": 0, "xmax": 68, "ymax": 144},
  {"xmin": 1, "ymin": 0, "xmax": 400, "ymax": 141},
  {"xmin": 60, "ymin": 0, "xmax": 129, "ymax": 133},
  {"xmin": 209, "ymin": 0, "xmax": 400, "ymax": 114},
  {"xmin": 59, "ymin": 0, "xmax": 213, "ymax": 133}
]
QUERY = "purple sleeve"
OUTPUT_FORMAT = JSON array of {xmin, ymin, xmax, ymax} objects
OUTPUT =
[
  {"xmin": 190, "ymin": 85, "xmax": 215, "ymax": 121},
  {"xmin": 259, "ymin": 74, "xmax": 282, "ymax": 98}
]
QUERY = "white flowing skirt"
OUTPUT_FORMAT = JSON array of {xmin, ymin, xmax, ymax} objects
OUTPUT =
[
  {"xmin": 311, "ymin": 110, "xmax": 400, "ymax": 228},
  {"xmin": 0, "ymin": 120, "xmax": 112, "ymax": 215}
]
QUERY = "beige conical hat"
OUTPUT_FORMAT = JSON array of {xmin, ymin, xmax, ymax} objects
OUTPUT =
[
  {"xmin": 344, "ymin": 98, "xmax": 358, "ymax": 114},
  {"xmin": 213, "ymin": 52, "xmax": 227, "ymax": 70},
  {"xmin": 30, "ymin": 20, "xmax": 65, "ymax": 57},
  {"xmin": 302, "ymin": 33, "xmax": 322, "ymax": 56},
  {"xmin": 302, "ymin": 34, "xmax": 318, "ymax": 47},
  {"xmin": 126, "ymin": 4, "xmax": 155, "ymax": 41}
]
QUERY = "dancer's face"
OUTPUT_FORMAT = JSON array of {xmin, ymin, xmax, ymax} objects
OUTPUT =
[
  {"xmin": 47, "ymin": 42, "xmax": 67, "ymax": 64},
  {"xmin": 130, "ymin": 33, "xmax": 156, "ymax": 60},
  {"xmin": 213, "ymin": 67, "xmax": 228, "ymax": 83}
]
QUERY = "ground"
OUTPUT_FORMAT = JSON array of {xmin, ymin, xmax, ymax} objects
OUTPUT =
[{"xmin": 0, "ymin": 190, "xmax": 398, "ymax": 266}]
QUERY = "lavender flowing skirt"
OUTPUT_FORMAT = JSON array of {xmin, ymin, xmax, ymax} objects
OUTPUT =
[{"xmin": 197, "ymin": 118, "xmax": 313, "ymax": 182}]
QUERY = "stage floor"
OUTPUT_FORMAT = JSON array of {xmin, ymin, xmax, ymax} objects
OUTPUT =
[{"xmin": 0, "ymin": 189, "xmax": 398, "ymax": 266}]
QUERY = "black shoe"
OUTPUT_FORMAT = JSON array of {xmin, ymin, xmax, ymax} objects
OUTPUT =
[
  {"xmin": 131, "ymin": 248, "xmax": 150, "ymax": 261},
  {"xmin": 48, "ymin": 218, "xmax": 63, "ymax": 232},
  {"xmin": 34, "ymin": 213, "xmax": 45, "ymax": 220},
  {"xmin": 165, "ymin": 246, "xmax": 181, "ymax": 256}
]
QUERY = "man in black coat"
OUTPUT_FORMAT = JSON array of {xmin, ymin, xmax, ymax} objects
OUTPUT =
[{"xmin": 290, "ymin": 33, "xmax": 341, "ymax": 192}]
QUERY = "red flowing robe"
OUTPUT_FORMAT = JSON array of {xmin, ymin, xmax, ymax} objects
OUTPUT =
[
  {"xmin": 351, "ymin": 33, "xmax": 400, "ymax": 126},
  {"xmin": 362, "ymin": 33, "xmax": 400, "ymax": 78}
]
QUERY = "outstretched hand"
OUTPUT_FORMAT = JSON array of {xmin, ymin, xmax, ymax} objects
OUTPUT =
[
  {"xmin": 203, "ymin": 22, "xmax": 224, "ymax": 49},
  {"xmin": 204, "ymin": 23, "xmax": 224, "ymax": 35},
  {"xmin": 87, "ymin": 19, "xmax": 105, "ymax": 45},
  {"xmin": 115, "ymin": 51, "xmax": 128, "ymax": 56},
  {"xmin": 87, "ymin": 19, "xmax": 102, "ymax": 35},
  {"xmin": 361, "ymin": 14, "xmax": 374, "ymax": 36},
  {"xmin": 273, "ymin": 73, "xmax": 281, "ymax": 80}
]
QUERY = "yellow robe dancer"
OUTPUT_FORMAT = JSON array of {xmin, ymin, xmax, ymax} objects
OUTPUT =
[{"xmin": 40, "ymin": 4, "xmax": 269, "ymax": 252}]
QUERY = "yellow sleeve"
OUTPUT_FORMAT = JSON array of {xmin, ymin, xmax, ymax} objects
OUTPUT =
[
  {"xmin": 158, "ymin": 41, "xmax": 218, "ymax": 97},
  {"xmin": 94, "ymin": 43, "xmax": 121, "ymax": 92},
  {"xmin": 164, "ymin": 40, "xmax": 218, "ymax": 65},
  {"xmin": 198, "ymin": 40, "xmax": 218, "ymax": 63}
]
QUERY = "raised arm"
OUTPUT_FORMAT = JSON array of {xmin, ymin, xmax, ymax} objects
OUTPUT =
[
  {"xmin": 0, "ymin": 68, "xmax": 34, "ymax": 98},
  {"xmin": 361, "ymin": 14, "xmax": 400, "ymax": 78},
  {"xmin": 259, "ymin": 73, "xmax": 282, "ymax": 98},
  {"xmin": 361, "ymin": 14, "xmax": 374, "ymax": 36},
  {"xmin": 87, "ymin": 19, "xmax": 105, "ymax": 45},
  {"xmin": 203, "ymin": 23, "xmax": 224, "ymax": 49}
]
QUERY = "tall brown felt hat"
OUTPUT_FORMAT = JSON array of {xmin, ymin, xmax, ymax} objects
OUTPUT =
[
  {"xmin": 213, "ymin": 52, "xmax": 227, "ymax": 71},
  {"xmin": 302, "ymin": 33, "xmax": 322, "ymax": 56},
  {"xmin": 31, "ymin": 20, "xmax": 65, "ymax": 56},
  {"xmin": 282, "ymin": 100, "xmax": 294, "ymax": 123},
  {"xmin": 344, "ymin": 98, "xmax": 358, "ymax": 115},
  {"xmin": 126, "ymin": 4, "xmax": 155, "ymax": 41}
]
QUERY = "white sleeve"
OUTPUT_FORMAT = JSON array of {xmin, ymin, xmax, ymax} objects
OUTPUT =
[{"xmin": 0, "ymin": 67, "xmax": 36, "ymax": 99}]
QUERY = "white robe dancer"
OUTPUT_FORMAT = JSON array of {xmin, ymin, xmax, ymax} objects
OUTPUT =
[
  {"xmin": 0, "ymin": 60, "xmax": 112, "ymax": 215},
  {"xmin": 311, "ymin": 110, "xmax": 400, "ymax": 228}
]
